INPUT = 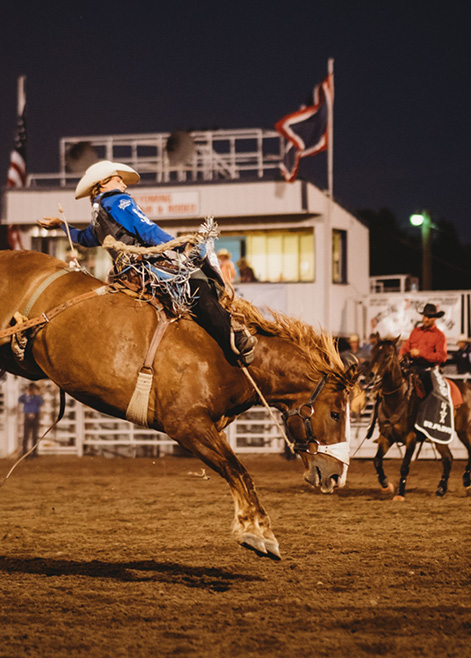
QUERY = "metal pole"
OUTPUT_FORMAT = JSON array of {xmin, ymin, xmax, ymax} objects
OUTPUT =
[
  {"xmin": 422, "ymin": 211, "xmax": 432, "ymax": 290},
  {"xmin": 324, "ymin": 58, "xmax": 334, "ymax": 330},
  {"xmin": 327, "ymin": 58, "xmax": 334, "ymax": 199}
]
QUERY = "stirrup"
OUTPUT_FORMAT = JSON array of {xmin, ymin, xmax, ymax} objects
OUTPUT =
[{"xmin": 230, "ymin": 328, "xmax": 257, "ymax": 365}]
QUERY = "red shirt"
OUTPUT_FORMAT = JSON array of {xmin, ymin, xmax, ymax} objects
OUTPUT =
[{"xmin": 399, "ymin": 324, "xmax": 447, "ymax": 365}]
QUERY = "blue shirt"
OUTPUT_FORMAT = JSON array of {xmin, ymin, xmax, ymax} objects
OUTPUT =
[
  {"xmin": 19, "ymin": 394, "xmax": 44, "ymax": 414},
  {"xmin": 63, "ymin": 191, "xmax": 174, "ymax": 248}
]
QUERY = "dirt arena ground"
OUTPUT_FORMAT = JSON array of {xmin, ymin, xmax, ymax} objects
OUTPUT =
[{"xmin": 0, "ymin": 454, "xmax": 470, "ymax": 658}]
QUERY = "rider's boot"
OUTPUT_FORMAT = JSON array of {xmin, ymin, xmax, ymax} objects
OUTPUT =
[
  {"xmin": 188, "ymin": 276, "xmax": 257, "ymax": 366},
  {"xmin": 230, "ymin": 323, "xmax": 257, "ymax": 366}
]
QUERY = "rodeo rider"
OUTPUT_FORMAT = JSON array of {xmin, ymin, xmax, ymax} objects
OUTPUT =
[
  {"xmin": 399, "ymin": 303, "xmax": 447, "ymax": 395},
  {"xmin": 37, "ymin": 160, "xmax": 256, "ymax": 366}
]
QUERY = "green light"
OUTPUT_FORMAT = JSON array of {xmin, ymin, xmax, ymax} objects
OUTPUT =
[{"xmin": 410, "ymin": 213, "xmax": 425, "ymax": 227}]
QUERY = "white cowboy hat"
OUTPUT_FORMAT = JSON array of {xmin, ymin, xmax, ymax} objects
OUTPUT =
[
  {"xmin": 75, "ymin": 160, "xmax": 140, "ymax": 199},
  {"xmin": 217, "ymin": 248, "xmax": 232, "ymax": 258}
]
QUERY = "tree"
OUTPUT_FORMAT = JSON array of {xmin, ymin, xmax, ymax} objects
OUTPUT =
[{"xmin": 356, "ymin": 208, "xmax": 471, "ymax": 290}]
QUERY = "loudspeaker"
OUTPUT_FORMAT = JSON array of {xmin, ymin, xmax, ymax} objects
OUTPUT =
[
  {"xmin": 65, "ymin": 142, "xmax": 99, "ymax": 173},
  {"xmin": 165, "ymin": 131, "xmax": 196, "ymax": 166}
]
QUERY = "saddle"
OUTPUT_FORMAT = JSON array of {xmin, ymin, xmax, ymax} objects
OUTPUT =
[
  {"xmin": 414, "ymin": 368, "xmax": 455, "ymax": 444},
  {"xmin": 110, "ymin": 253, "xmax": 190, "ymax": 316}
]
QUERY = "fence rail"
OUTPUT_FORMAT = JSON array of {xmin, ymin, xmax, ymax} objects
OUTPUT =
[{"xmin": 1, "ymin": 374, "xmax": 469, "ymax": 460}]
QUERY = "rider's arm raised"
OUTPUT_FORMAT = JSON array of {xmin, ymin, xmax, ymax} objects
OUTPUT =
[{"xmin": 38, "ymin": 217, "xmax": 100, "ymax": 247}]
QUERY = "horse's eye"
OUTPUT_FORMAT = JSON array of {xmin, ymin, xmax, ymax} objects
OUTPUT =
[{"xmin": 331, "ymin": 411, "xmax": 340, "ymax": 422}]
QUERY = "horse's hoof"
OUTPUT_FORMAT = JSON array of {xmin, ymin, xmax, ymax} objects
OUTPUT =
[
  {"xmin": 381, "ymin": 483, "xmax": 394, "ymax": 494},
  {"xmin": 435, "ymin": 487, "xmax": 447, "ymax": 497},
  {"xmin": 239, "ymin": 533, "xmax": 267, "ymax": 556},
  {"xmin": 466, "ymin": 487, "xmax": 471, "ymax": 497},
  {"xmin": 264, "ymin": 538, "xmax": 282, "ymax": 561},
  {"xmin": 392, "ymin": 495, "xmax": 405, "ymax": 502}
]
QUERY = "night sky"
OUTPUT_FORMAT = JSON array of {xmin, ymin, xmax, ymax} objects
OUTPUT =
[{"xmin": 1, "ymin": 1, "xmax": 469, "ymax": 239}]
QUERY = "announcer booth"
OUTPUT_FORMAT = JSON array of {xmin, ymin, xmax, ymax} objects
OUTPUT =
[{"xmin": 0, "ymin": 127, "xmax": 372, "ymax": 458}]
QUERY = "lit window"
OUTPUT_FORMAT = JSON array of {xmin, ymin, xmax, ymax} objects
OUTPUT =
[
  {"xmin": 216, "ymin": 230, "xmax": 315, "ymax": 283},
  {"xmin": 332, "ymin": 229, "xmax": 347, "ymax": 284}
]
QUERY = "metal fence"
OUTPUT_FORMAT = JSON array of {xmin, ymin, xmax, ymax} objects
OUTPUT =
[{"xmin": 1, "ymin": 374, "xmax": 469, "ymax": 460}]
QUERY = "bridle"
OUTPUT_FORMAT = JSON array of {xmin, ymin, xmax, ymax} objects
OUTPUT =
[
  {"xmin": 282, "ymin": 374, "xmax": 327, "ymax": 451},
  {"xmin": 368, "ymin": 344, "xmax": 405, "ymax": 396},
  {"xmin": 281, "ymin": 374, "xmax": 350, "ymax": 466}
]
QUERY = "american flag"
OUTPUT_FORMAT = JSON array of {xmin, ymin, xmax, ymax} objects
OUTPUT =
[
  {"xmin": 275, "ymin": 74, "xmax": 333, "ymax": 182},
  {"xmin": 7, "ymin": 75, "xmax": 27, "ymax": 188}
]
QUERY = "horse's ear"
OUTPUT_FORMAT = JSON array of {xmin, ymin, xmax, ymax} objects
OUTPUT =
[
  {"xmin": 345, "ymin": 362, "xmax": 358, "ymax": 379},
  {"xmin": 341, "ymin": 352, "xmax": 358, "ymax": 370},
  {"xmin": 341, "ymin": 353, "xmax": 358, "ymax": 382},
  {"xmin": 393, "ymin": 335, "xmax": 401, "ymax": 345}
]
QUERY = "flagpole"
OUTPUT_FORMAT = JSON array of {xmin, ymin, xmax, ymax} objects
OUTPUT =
[
  {"xmin": 327, "ymin": 58, "xmax": 334, "ymax": 198},
  {"xmin": 17, "ymin": 75, "xmax": 26, "ymax": 118},
  {"xmin": 324, "ymin": 58, "xmax": 334, "ymax": 331}
]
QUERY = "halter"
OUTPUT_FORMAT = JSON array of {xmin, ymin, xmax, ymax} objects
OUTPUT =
[{"xmin": 281, "ymin": 374, "xmax": 351, "ymax": 466}]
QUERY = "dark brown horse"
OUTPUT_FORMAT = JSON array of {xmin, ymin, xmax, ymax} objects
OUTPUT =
[
  {"xmin": 452, "ymin": 378, "xmax": 471, "ymax": 494},
  {"xmin": 0, "ymin": 250, "xmax": 357, "ymax": 558},
  {"xmin": 366, "ymin": 337, "xmax": 471, "ymax": 499}
]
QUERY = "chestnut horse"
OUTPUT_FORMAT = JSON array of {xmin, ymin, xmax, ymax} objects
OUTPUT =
[
  {"xmin": 366, "ymin": 337, "xmax": 471, "ymax": 499},
  {"xmin": 0, "ymin": 250, "xmax": 357, "ymax": 558}
]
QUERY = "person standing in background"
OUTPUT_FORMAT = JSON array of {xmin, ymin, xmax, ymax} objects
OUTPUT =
[
  {"xmin": 217, "ymin": 249, "xmax": 236, "ymax": 285},
  {"xmin": 18, "ymin": 383, "xmax": 44, "ymax": 458},
  {"xmin": 236, "ymin": 257, "xmax": 257, "ymax": 282},
  {"xmin": 453, "ymin": 334, "xmax": 471, "ymax": 374}
]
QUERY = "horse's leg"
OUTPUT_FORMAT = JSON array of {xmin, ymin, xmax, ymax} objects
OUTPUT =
[
  {"xmin": 373, "ymin": 435, "xmax": 394, "ymax": 493},
  {"xmin": 168, "ymin": 418, "xmax": 281, "ymax": 559},
  {"xmin": 456, "ymin": 428, "xmax": 471, "ymax": 493},
  {"xmin": 434, "ymin": 443, "xmax": 453, "ymax": 497},
  {"xmin": 393, "ymin": 431, "xmax": 417, "ymax": 501}
]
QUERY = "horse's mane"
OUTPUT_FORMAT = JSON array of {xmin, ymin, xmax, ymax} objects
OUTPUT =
[{"xmin": 227, "ymin": 296, "xmax": 356, "ymax": 390}]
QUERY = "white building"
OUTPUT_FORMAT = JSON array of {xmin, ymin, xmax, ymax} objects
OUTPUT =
[{"xmin": 3, "ymin": 128, "xmax": 369, "ymax": 335}]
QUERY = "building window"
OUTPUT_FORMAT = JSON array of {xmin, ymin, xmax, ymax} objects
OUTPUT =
[
  {"xmin": 332, "ymin": 229, "xmax": 347, "ymax": 284},
  {"xmin": 216, "ymin": 230, "xmax": 315, "ymax": 283}
]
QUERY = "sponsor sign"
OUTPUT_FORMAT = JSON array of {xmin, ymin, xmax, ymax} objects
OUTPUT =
[
  {"xmin": 133, "ymin": 191, "xmax": 200, "ymax": 218},
  {"xmin": 366, "ymin": 293, "xmax": 461, "ymax": 343}
]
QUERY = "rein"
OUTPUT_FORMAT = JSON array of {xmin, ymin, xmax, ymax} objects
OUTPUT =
[
  {"xmin": 241, "ymin": 368, "xmax": 349, "ymax": 464},
  {"xmin": 241, "ymin": 366, "xmax": 295, "ymax": 453}
]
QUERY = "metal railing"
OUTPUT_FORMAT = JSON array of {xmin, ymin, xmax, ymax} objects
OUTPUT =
[{"xmin": 25, "ymin": 128, "xmax": 284, "ymax": 188}]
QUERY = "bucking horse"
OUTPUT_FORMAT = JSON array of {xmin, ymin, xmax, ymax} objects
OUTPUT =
[{"xmin": 0, "ymin": 250, "xmax": 357, "ymax": 558}]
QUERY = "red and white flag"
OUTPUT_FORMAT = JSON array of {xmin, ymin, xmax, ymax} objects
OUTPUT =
[
  {"xmin": 275, "ymin": 73, "xmax": 333, "ymax": 183},
  {"xmin": 7, "ymin": 75, "xmax": 27, "ymax": 188}
]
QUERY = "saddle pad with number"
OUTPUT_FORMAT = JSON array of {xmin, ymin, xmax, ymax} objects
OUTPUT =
[{"xmin": 414, "ymin": 369, "xmax": 454, "ymax": 444}]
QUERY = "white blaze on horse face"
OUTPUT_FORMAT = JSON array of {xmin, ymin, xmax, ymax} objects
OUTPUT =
[{"xmin": 303, "ymin": 401, "xmax": 351, "ymax": 492}]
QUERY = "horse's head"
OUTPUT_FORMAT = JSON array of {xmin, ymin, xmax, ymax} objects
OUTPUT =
[
  {"xmin": 282, "ymin": 363, "xmax": 358, "ymax": 494},
  {"xmin": 366, "ymin": 336, "xmax": 401, "ymax": 383}
]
